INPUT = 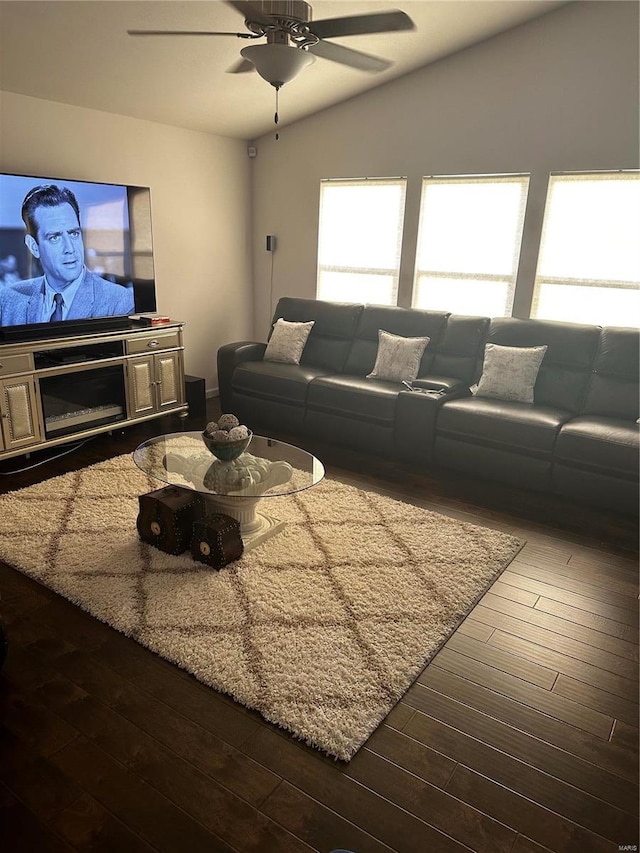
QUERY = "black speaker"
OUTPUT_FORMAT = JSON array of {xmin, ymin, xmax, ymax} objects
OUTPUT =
[{"xmin": 184, "ymin": 374, "xmax": 206, "ymax": 419}]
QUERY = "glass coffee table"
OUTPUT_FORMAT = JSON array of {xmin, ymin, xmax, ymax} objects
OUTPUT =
[{"xmin": 133, "ymin": 432, "xmax": 325, "ymax": 551}]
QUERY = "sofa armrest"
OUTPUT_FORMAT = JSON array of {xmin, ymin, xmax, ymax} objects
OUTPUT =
[
  {"xmin": 217, "ymin": 341, "xmax": 267, "ymax": 412},
  {"xmin": 394, "ymin": 385, "xmax": 471, "ymax": 464}
]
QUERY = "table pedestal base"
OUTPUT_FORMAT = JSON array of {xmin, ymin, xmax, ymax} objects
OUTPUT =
[{"xmin": 200, "ymin": 494, "xmax": 285, "ymax": 552}]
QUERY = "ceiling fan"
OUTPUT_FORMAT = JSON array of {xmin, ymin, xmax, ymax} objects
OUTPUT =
[{"xmin": 128, "ymin": 1, "xmax": 416, "ymax": 88}]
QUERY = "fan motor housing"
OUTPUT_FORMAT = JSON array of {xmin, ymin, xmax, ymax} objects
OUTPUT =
[{"xmin": 254, "ymin": 1, "xmax": 312, "ymax": 25}]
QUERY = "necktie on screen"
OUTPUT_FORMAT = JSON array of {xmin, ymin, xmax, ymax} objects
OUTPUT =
[{"xmin": 50, "ymin": 293, "xmax": 64, "ymax": 321}]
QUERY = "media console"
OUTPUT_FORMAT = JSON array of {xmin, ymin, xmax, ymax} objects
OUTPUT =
[{"xmin": 0, "ymin": 322, "xmax": 187, "ymax": 461}]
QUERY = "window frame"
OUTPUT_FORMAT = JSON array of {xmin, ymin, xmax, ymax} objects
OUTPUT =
[
  {"xmin": 530, "ymin": 170, "xmax": 640, "ymax": 326},
  {"xmin": 316, "ymin": 176, "xmax": 407, "ymax": 306},
  {"xmin": 411, "ymin": 173, "xmax": 530, "ymax": 318}
]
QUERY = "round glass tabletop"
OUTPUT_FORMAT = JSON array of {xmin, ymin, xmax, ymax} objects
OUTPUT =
[{"xmin": 133, "ymin": 432, "xmax": 325, "ymax": 500}]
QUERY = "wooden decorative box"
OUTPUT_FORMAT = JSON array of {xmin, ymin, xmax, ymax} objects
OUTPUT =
[
  {"xmin": 190, "ymin": 513, "xmax": 244, "ymax": 570},
  {"xmin": 137, "ymin": 486, "xmax": 199, "ymax": 555}
]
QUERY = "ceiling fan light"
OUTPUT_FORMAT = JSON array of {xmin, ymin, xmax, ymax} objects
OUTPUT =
[{"xmin": 240, "ymin": 43, "xmax": 315, "ymax": 87}]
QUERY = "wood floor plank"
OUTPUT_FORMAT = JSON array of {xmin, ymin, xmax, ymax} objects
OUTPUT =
[
  {"xmin": 535, "ymin": 596, "xmax": 638, "ymax": 642},
  {"xmin": 32, "ymin": 673, "xmax": 305, "ymax": 853},
  {"xmin": 443, "ymin": 631, "xmax": 558, "ymax": 689},
  {"xmin": 553, "ymin": 674, "xmax": 640, "ymax": 728},
  {"xmin": 567, "ymin": 551, "xmax": 639, "ymax": 578},
  {"xmin": 455, "ymin": 619, "xmax": 495, "ymax": 642},
  {"xmin": 404, "ymin": 680, "xmax": 637, "ymax": 812},
  {"xmin": 488, "ymin": 629, "xmax": 639, "ymax": 702},
  {"xmin": 418, "ymin": 664, "xmax": 639, "ymax": 784},
  {"xmin": 0, "ymin": 727, "xmax": 83, "ymax": 826},
  {"xmin": 404, "ymin": 709, "xmax": 636, "ymax": 844},
  {"xmin": 511, "ymin": 835, "xmax": 555, "ymax": 853},
  {"xmin": 507, "ymin": 559, "xmax": 639, "ymax": 609},
  {"xmin": 488, "ymin": 579, "xmax": 540, "ymax": 607},
  {"xmin": 50, "ymin": 737, "xmax": 237, "ymax": 853},
  {"xmin": 469, "ymin": 605, "xmax": 638, "ymax": 681},
  {"xmin": 362, "ymin": 724, "xmax": 455, "ymax": 789},
  {"xmin": 242, "ymin": 725, "xmax": 473, "ymax": 853},
  {"xmin": 29, "ymin": 596, "xmax": 119, "ymax": 654},
  {"xmin": 522, "ymin": 549, "xmax": 638, "ymax": 596},
  {"xmin": 479, "ymin": 594, "xmax": 639, "ymax": 662},
  {"xmin": 51, "ymin": 792, "xmax": 160, "ymax": 853},
  {"xmin": 345, "ymin": 747, "xmax": 517, "ymax": 853},
  {"xmin": 610, "ymin": 720, "xmax": 640, "ymax": 754},
  {"xmin": 422, "ymin": 651, "xmax": 614, "ymax": 738},
  {"xmin": 380, "ymin": 700, "xmax": 415, "ymax": 731},
  {"xmin": 0, "ymin": 781, "xmax": 76, "ymax": 853},
  {"xmin": 260, "ymin": 780, "xmax": 395, "ymax": 853},
  {"xmin": 499, "ymin": 571, "xmax": 639, "ymax": 627},
  {"xmin": 443, "ymin": 765, "xmax": 612, "ymax": 853},
  {"xmin": 36, "ymin": 642, "xmax": 281, "ymax": 808},
  {"xmin": 0, "ymin": 682, "xmax": 80, "ymax": 759}
]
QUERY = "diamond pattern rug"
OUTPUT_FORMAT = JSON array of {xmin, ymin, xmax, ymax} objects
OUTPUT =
[{"xmin": 0, "ymin": 454, "xmax": 522, "ymax": 760}]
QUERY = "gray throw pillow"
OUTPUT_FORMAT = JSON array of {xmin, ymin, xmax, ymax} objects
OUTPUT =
[
  {"xmin": 475, "ymin": 343, "xmax": 548, "ymax": 404},
  {"xmin": 367, "ymin": 329, "xmax": 430, "ymax": 383},
  {"xmin": 263, "ymin": 318, "xmax": 315, "ymax": 364}
]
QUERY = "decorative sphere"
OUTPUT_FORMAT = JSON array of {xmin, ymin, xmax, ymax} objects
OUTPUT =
[
  {"xmin": 201, "ymin": 429, "xmax": 252, "ymax": 461},
  {"xmin": 227, "ymin": 425, "xmax": 249, "ymax": 440},
  {"xmin": 218, "ymin": 413, "xmax": 240, "ymax": 431}
]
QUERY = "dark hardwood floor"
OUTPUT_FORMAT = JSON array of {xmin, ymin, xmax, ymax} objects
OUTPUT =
[{"xmin": 1, "ymin": 401, "xmax": 638, "ymax": 853}]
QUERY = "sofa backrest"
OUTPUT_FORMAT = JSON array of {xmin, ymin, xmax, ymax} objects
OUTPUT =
[
  {"xmin": 430, "ymin": 315, "xmax": 490, "ymax": 384},
  {"xmin": 484, "ymin": 318, "xmax": 601, "ymax": 412},
  {"xmin": 271, "ymin": 297, "xmax": 363, "ymax": 372},
  {"xmin": 581, "ymin": 327, "xmax": 639, "ymax": 420},
  {"xmin": 343, "ymin": 304, "xmax": 449, "ymax": 376}
]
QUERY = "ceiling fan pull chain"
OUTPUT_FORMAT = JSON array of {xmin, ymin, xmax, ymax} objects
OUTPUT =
[{"xmin": 274, "ymin": 85, "xmax": 280, "ymax": 141}]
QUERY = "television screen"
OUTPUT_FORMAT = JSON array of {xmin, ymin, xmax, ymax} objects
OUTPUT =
[{"xmin": 0, "ymin": 172, "xmax": 157, "ymax": 339}]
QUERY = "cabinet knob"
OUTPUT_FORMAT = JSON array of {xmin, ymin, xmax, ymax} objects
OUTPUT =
[{"xmin": 148, "ymin": 340, "xmax": 160, "ymax": 348}]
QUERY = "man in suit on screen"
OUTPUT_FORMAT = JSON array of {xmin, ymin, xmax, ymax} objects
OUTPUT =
[{"xmin": 0, "ymin": 184, "xmax": 134, "ymax": 326}]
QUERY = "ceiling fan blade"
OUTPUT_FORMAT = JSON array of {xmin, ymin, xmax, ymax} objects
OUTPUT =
[
  {"xmin": 224, "ymin": 0, "xmax": 273, "ymax": 28},
  {"xmin": 227, "ymin": 57, "xmax": 256, "ymax": 74},
  {"xmin": 309, "ymin": 40, "xmax": 392, "ymax": 73},
  {"xmin": 127, "ymin": 30, "xmax": 248, "ymax": 37},
  {"xmin": 310, "ymin": 10, "xmax": 415, "ymax": 40}
]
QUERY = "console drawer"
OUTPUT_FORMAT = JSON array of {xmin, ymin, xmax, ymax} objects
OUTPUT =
[
  {"xmin": 126, "ymin": 332, "xmax": 181, "ymax": 355},
  {"xmin": 0, "ymin": 353, "xmax": 34, "ymax": 377}
]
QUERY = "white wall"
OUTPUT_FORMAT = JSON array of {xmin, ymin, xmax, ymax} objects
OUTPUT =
[
  {"xmin": 249, "ymin": 1, "xmax": 639, "ymax": 336},
  {"xmin": 0, "ymin": 91, "xmax": 252, "ymax": 393}
]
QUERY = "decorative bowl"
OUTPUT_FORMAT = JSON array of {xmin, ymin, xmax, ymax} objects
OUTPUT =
[{"xmin": 201, "ymin": 429, "xmax": 252, "ymax": 462}]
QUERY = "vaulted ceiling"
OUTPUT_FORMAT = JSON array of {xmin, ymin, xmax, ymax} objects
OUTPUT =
[{"xmin": 0, "ymin": 1, "xmax": 568, "ymax": 139}]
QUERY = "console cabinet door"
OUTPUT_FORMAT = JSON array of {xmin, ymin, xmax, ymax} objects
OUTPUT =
[
  {"xmin": 128, "ymin": 352, "xmax": 183, "ymax": 417},
  {"xmin": 155, "ymin": 351, "xmax": 183, "ymax": 411},
  {"xmin": 0, "ymin": 376, "xmax": 42, "ymax": 450},
  {"xmin": 128, "ymin": 355, "xmax": 156, "ymax": 417}
]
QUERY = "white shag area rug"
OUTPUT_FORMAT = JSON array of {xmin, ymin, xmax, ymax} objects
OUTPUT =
[{"xmin": 0, "ymin": 454, "xmax": 522, "ymax": 761}]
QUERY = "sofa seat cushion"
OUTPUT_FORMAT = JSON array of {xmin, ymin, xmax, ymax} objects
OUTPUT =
[
  {"xmin": 437, "ymin": 397, "xmax": 572, "ymax": 457},
  {"xmin": 307, "ymin": 374, "xmax": 400, "ymax": 424},
  {"xmin": 555, "ymin": 416, "xmax": 639, "ymax": 479},
  {"xmin": 233, "ymin": 361, "xmax": 333, "ymax": 406}
]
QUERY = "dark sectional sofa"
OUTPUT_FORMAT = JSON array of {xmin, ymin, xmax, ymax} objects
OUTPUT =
[{"xmin": 218, "ymin": 297, "xmax": 639, "ymax": 516}]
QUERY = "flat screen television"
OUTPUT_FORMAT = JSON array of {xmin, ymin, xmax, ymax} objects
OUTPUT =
[{"xmin": 0, "ymin": 172, "xmax": 157, "ymax": 342}]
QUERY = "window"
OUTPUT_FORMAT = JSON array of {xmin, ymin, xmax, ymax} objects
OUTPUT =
[
  {"xmin": 412, "ymin": 175, "xmax": 529, "ymax": 317},
  {"xmin": 316, "ymin": 178, "xmax": 406, "ymax": 305},
  {"xmin": 531, "ymin": 172, "xmax": 640, "ymax": 327}
]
